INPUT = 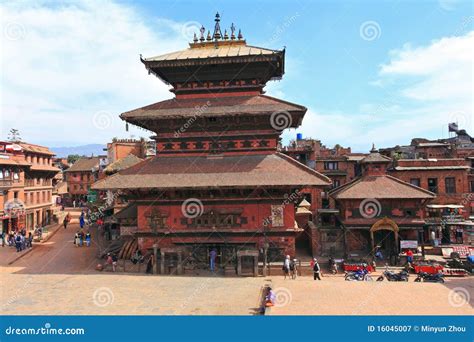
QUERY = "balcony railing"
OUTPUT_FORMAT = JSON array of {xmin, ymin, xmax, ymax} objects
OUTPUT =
[{"xmin": 0, "ymin": 179, "xmax": 13, "ymax": 188}]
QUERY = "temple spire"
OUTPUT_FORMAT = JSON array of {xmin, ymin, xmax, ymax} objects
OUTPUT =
[
  {"xmin": 212, "ymin": 12, "xmax": 222, "ymax": 40},
  {"xmin": 199, "ymin": 26, "xmax": 205, "ymax": 42},
  {"xmin": 230, "ymin": 23, "xmax": 236, "ymax": 40}
]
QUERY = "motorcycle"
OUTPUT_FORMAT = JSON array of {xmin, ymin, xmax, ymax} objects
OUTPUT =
[
  {"xmin": 414, "ymin": 272, "xmax": 445, "ymax": 283},
  {"xmin": 345, "ymin": 268, "xmax": 373, "ymax": 281},
  {"xmin": 376, "ymin": 270, "xmax": 409, "ymax": 282}
]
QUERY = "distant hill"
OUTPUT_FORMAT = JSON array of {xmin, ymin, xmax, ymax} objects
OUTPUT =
[{"xmin": 50, "ymin": 144, "xmax": 106, "ymax": 158}]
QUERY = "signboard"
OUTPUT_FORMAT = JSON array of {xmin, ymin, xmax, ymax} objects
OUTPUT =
[
  {"xmin": 400, "ymin": 240, "xmax": 418, "ymax": 249},
  {"xmin": 87, "ymin": 190, "xmax": 98, "ymax": 203}
]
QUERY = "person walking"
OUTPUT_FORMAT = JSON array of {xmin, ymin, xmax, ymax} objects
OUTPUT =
[
  {"xmin": 85, "ymin": 231, "xmax": 91, "ymax": 247},
  {"xmin": 283, "ymin": 255, "xmax": 291, "ymax": 279},
  {"xmin": 209, "ymin": 248, "xmax": 217, "ymax": 272},
  {"xmin": 312, "ymin": 258, "xmax": 321, "ymax": 280},
  {"xmin": 74, "ymin": 231, "xmax": 80, "ymax": 246},
  {"xmin": 26, "ymin": 232, "xmax": 33, "ymax": 248},
  {"xmin": 112, "ymin": 253, "xmax": 118, "ymax": 272},
  {"xmin": 290, "ymin": 259, "xmax": 298, "ymax": 279},
  {"xmin": 63, "ymin": 214, "xmax": 70, "ymax": 229},
  {"xmin": 146, "ymin": 254, "xmax": 154, "ymax": 274},
  {"xmin": 15, "ymin": 234, "xmax": 22, "ymax": 252},
  {"xmin": 79, "ymin": 213, "xmax": 85, "ymax": 230},
  {"xmin": 0, "ymin": 232, "xmax": 4, "ymax": 247}
]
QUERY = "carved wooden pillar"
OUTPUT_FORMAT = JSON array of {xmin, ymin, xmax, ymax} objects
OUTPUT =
[
  {"xmin": 237, "ymin": 255, "xmax": 242, "ymax": 276},
  {"xmin": 370, "ymin": 230, "xmax": 375, "ymax": 255},
  {"xmin": 153, "ymin": 244, "xmax": 158, "ymax": 275},
  {"xmin": 160, "ymin": 251, "xmax": 165, "ymax": 275},
  {"xmin": 394, "ymin": 231, "xmax": 399, "ymax": 253},
  {"xmin": 177, "ymin": 252, "xmax": 183, "ymax": 275},
  {"xmin": 253, "ymin": 256, "xmax": 258, "ymax": 277}
]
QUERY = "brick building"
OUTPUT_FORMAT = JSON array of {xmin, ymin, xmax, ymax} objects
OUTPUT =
[
  {"xmin": 314, "ymin": 147, "xmax": 436, "ymax": 257},
  {"xmin": 0, "ymin": 141, "xmax": 59, "ymax": 234},
  {"xmin": 93, "ymin": 14, "xmax": 331, "ymax": 275},
  {"xmin": 106, "ymin": 138, "xmax": 153, "ymax": 163},
  {"xmin": 389, "ymin": 158, "xmax": 473, "ymax": 244},
  {"xmin": 65, "ymin": 156, "xmax": 107, "ymax": 203}
]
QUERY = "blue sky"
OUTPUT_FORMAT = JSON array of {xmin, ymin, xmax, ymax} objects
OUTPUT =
[{"xmin": 1, "ymin": 0, "xmax": 472, "ymax": 151}]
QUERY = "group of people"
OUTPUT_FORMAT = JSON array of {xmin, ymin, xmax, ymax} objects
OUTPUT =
[
  {"xmin": 282, "ymin": 255, "xmax": 299, "ymax": 279},
  {"xmin": 1, "ymin": 226, "xmax": 45, "ymax": 251},
  {"xmin": 74, "ymin": 230, "xmax": 91, "ymax": 247},
  {"xmin": 282, "ymin": 256, "xmax": 322, "ymax": 281},
  {"xmin": 1, "ymin": 229, "xmax": 34, "ymax": 252}
]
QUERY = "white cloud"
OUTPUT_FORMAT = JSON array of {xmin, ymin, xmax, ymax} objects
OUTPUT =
[
  {"xmin": 0, "ymin": 1, "xmax": 192, "ymax": 146},
  {"xmin": 295, "ymin": 31, "xmax": 473, "ymax": 152},
  {"xmin": 380, "ymin": 32, "xmax": 473, "ymax": 102}
]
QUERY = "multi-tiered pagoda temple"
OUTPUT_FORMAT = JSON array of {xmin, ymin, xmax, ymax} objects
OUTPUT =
[{"xmin": 94, "ymin": 14, "xmax": 331, "ymax": 276}]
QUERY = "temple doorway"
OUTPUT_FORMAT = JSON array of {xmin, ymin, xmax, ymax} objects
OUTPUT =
[{"xmin": 370, "ymin": 217, "xmax": 400, "ymax": 263}]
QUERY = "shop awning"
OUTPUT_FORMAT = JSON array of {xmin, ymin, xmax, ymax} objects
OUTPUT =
[{"xmin": 426, "ymin": 204, "xmax": 464, "ymax": 209}]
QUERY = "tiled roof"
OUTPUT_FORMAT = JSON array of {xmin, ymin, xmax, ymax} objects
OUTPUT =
[
  {"xmin": 143, "ymin": 41, "xmax": 280, "ymax": 62},
  {"xmin": 330, "ymin": 175, "xmax": 435, "ymax": 199},
  {"xmin": 18, "ymin": 142, "xmax": 55, "ymax": 156},
  {"xmin": 30, "ymin": 165, "xmax": 60, "ymax": 172},
  {"xmin": 92, "ymin": 152, "xmax": 331, "ymax": 190},
  {"xmin": 120, "ymin": 95, "xmax": 306, "ymax": 122},
  {"xmin": 104, "ymin": 154, "xmax": 143, "ymax": 174},
  {"xmin": 65, "ymin": 157, "xmax": 101, "ymax": 172},
  {"xmin": 0, "ymin": 156, "xmax": 30, "ymax": 167},
  {"xmin": 360, "ymin": 152, "xmax": 392, "ymax": 164}
]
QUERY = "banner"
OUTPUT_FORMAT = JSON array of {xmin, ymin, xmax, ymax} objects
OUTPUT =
[{"xmin": 0, "ymin": 316, "xmax": 471, "ymax": 342}]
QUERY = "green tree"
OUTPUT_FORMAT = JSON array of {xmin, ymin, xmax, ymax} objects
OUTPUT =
[{"xmin": 67, "ymin": 154, "xmax": 82, "ymax": 164}]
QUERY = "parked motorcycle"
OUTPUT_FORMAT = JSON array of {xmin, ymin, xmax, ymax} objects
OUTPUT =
[
  {"xmin": 414, "ymin": 272, "xmax": 445, "ymax": 283},
  {"xmin": 376, "ymin": 270, "xmax": 409, "ymax": 282},
  {"xmin": 447, "ymin": 257, "xmax": 473, "ymax": 274},
  {"xmin": 345, "ymin": 268, "xmax": 373, "ymax": 281}
]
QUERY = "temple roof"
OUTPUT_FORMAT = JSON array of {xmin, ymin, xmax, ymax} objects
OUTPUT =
[
  {"xmin": 140, "ymin": 13, "xmax": 284, "ymax": 87},
  {"xmin": 92, "ymin": 152, "xmax": 331, "ymax": 190},
  {"xmin": 121, "ymin": 94, "xmax": 306, "ymax": 126},
  {"xmin": 330, "ymin": 175, "xmax": 435, "ymax": 200},
  {"xmin": 144, "ymin": 41, "xmax": 279, "ymax": 63}
]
